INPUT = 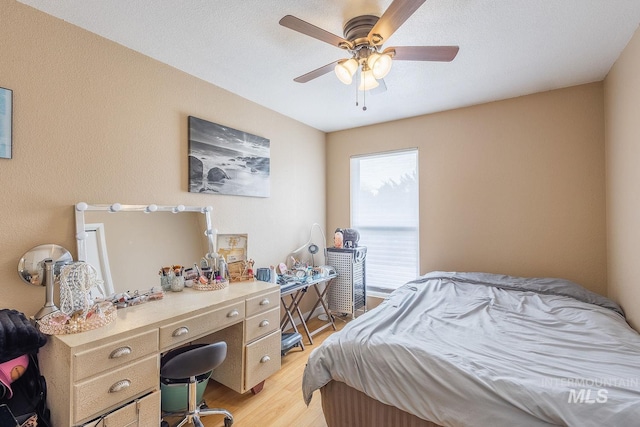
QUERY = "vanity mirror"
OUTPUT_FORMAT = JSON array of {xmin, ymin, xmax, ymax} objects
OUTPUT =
[
  {"xmin": 18, "ymin": 244, "xmax": 73, "ymax": 321},
  {"xmin": 17, "ymin": 244, "xmax": 73, "ymax": 286},
  {"xmin": 75, "ymin": 203, "xmax": 215, "ymax": 296}
]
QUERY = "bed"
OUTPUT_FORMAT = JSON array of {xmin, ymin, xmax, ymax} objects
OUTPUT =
[{"xmin": 302, "ymin": 271, "xmax": 640, "ymax": 426}]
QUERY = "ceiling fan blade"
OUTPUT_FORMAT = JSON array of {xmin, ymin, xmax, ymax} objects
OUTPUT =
[
  {"xmin": 280, "ymin": 15, "xmax": 352, "ymax": 49},
  {"xmin": 368, "ymin": 0, "xmax": 426, "ymax": 45},
  {"xmin": 384, "ymin": 46, "xmax": 459, "ymax": 62},
  {"xmin": 293, "ymin": 60, "xmax": 341, "ymax": 83}
]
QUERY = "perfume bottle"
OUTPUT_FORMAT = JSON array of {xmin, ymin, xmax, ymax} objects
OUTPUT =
[{"xmin": 218, "ymin": 256, "xmax": 228, "ymax": 281}]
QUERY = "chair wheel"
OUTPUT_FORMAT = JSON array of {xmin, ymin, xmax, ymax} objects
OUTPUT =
[
  {"xmin": 160, "ymin": 421, "xmax": 170, "ymax": 427},
  {"xmin": 224, "ymin": 416, "xmax": 233, "ymax": 427}
]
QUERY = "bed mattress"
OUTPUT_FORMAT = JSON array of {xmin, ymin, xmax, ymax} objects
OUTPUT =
[{"xmin": 302, "ymin": 271, "xmax": 640, "ymax": 426}]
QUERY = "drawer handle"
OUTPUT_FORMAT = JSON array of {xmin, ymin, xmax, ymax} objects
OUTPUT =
[
  {"xmin": 172, "ymin": 326, "xmax": 189, "ymax": 337},
  {"xmin": 259, "ymin": 298, "xmax": 270, "ymax": 306},
  {"xmin": 227, "ymin": 309, "xmax": 239, "ymax": 318},
  {"xmin": 260, "ymin": 355, "xmax": 271, "ymax": 364},
  {"xmin": 109, "ymin": 379, "xmax": 131, "ymax": 393},
  {"xmin": 109, "ymin": 346, "xmax": 132, "ymax": 359},
  {"xmin": 259, "ymin": 320, "xmax": 270, "ymax": 328}
]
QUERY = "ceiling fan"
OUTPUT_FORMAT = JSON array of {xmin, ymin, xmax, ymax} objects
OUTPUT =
[{"xmin": 279, "ymin": 0, "xmax": 459, "ymax": 94}]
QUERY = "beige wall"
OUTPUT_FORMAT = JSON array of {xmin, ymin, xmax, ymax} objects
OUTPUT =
[
  {"xmin": 0, "ymin": 1, "xmax": 620, "ymax": 322},
  {"xmin": 327, "ymin": 83, "xmax": 607, "ymax": 295},
  {"xmin": 0, "ymin": 1, "xmax": 326, "ymax": 315},
  {"xmin": 605, "ymin": 27, "xmax": 640, "ymax": 329}
]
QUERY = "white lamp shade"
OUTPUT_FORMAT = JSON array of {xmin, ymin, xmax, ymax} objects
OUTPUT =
[
  {"xmin": 334, "ymin": 58, "xmax": 358, "ymax": 84},
  {"xmin": 368, "ymin": 53, "xmax": 393, "ymax": 79},
  {"xmin": 358, "ymin": 69, "xmax": 380, "ymax": 91}
]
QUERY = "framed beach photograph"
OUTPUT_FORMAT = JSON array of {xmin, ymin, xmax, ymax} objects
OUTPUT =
[
  {"xmin": 188, "ymin": 116, "xmax": 270, "ymax": 197},
  {"xmin": 0, "ymin": 87, "xmax": 12, "ymax": 159}
]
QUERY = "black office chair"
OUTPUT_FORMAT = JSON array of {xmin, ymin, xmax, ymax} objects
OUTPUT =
[{"xmin": 160, "ymin": 342, "xmax": 233, "ymax": 427}]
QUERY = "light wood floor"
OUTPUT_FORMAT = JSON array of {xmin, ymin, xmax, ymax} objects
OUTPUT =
[{"xmin": 192, "ymin": 316, "xmax": 349, "ymax": 427}]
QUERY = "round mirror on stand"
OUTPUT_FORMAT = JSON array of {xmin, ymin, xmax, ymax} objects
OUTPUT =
[
  {"xmin": 18, "ymin": 244, "xmax": 72, "ymax": 286},
  {"xmin": 18, "ymin": 244, "xmax": 73, "ymax": 320},
  {"xmin": 308, "ymin": 243, "xmax": 319, "ymax": 266}
]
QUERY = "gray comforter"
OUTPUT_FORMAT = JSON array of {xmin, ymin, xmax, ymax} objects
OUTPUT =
[{"xmin": 302, "ymin": 272, "xmax": 640, "ymax": 426}]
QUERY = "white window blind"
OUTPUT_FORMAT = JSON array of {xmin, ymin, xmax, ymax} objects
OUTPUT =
[{"xmin": 350, "ymin": 149, "xmax": 419, "ymax": 294}]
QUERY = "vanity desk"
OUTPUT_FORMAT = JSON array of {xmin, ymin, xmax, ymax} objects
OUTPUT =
[{"xmin": 39, "ymin": 280, "xmax": 281, "ymax": 427}]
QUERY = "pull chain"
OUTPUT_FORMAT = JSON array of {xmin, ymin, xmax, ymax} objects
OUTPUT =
[
  {"xmin": 355, "ymin": 66, "xmax": 359, "ymax": 107},
  {"xmin": 353, "ymin": 66, "xmax": 367, "ymax": 111},
  {"xmin": 362, "ymin": 84, "xmax": 367, "ymax": 111}
]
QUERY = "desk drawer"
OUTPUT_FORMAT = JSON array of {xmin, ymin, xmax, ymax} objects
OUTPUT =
[
  {"xmin": 159, "ymin": 302, "xmax": 244, "ymax": 350},
  {"xmin": 74, "ymin": 330, "xmax": 158, "ymax": 381},
  {"xmin": 246, "ymin": 290, "xmax": 279, "ymax": 317},
  {"xmin": 80, "ymin": 390, "xmax": 160, "ymax": 427},
  {"xmin": 245, "ymin": 307, "xmax": 279, "ymax": 342},
  {"xmin": 245, "ymin": 330, "xmax": 281, "ymax": 390},
  {"xmin": 74, "ymin": 354, "xmax": 158, "ymax": 423}
]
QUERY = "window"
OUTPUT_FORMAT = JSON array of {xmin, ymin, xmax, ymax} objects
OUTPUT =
[{"xmin": 350, "ymin": 149, "xmax": 419, "ymax": 294}]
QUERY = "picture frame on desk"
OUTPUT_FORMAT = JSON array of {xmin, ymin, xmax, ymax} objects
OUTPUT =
[
  {"xmin": 0, "ymin": 87, "xmax": 12, "ymax": 160},
  {"xmin": 217, "ymin": 234, "xmax": 248, "ymax": 263},
  {"xmin": 217, "ymin": 234, "xmax": 253, "ymax": 282}
]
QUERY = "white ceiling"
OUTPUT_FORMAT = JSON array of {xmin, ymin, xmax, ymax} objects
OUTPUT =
[{"xmin": 17, "ymin": 0, "xmax": 640, "ymax": 133}]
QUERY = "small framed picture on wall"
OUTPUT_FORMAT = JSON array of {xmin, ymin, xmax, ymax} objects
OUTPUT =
[{"xmin": 0, "ymin": 87, "xmax": 12, "ymax": 159}]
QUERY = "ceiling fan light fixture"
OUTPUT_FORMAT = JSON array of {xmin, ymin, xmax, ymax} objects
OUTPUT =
[
  {"xmin": 334, "ymin": 58, "xmax": 358, "ymax": 84},
  {"xmin": 368, "ymin": 52, "xmax": 393, "ymax": 79},
  {"xmin": 358, "ymin": 68, "xmax": 379, "ymax": 91}
]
